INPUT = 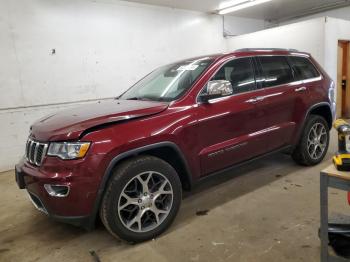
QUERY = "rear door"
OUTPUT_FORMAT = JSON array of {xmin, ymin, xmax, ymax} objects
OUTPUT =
[
  {"xmin": 287, "ymin": 55, "xmax": 323, "ymax": 142},
  {"xmin": 255, "ymin": 56, "xmax": 302, "ymax": 151},
  {"xmin": 195, "ymin": 57, "xmax": 268, "ymax": 176}
]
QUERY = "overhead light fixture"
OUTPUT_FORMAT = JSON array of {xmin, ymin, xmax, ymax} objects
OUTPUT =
[
  {"xmin": 219, "ymin": 0, "xmax": 248, "ymax": 10},
  {"xmin": 218, "ymin": 0, "xmax": 272, "ymax": 15}
]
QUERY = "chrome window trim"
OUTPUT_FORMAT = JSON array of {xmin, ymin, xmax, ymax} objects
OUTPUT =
[
  {"xmin": 256, "ymin": 55, "xmax": 323, "ymax": 90},
  {"xmin": 196, "ymin": 54, "xmax": 323, "ymax": 104},
  {"xmin": 253, "ymin": 75, "xmax": 323, "ymax": 91},
  {"xmin": 286, "ymin": 55, "xmax": 322, "ymax": 82},
  {"xmin": 256, "ymin": 54, "xmax": 322, "ymax": 78}
]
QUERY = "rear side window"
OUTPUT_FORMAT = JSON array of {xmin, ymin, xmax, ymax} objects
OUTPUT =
[
  {"xmin": 211, "ymin": 58, "xmax": 256, "ymax": 95},
  {"xmin": 258, "ymin": 56, "xmax": 294, "ymax": 88},
  {"xmin": 289, "ymin": 56, "xmax": 320, "ymax": 80}
]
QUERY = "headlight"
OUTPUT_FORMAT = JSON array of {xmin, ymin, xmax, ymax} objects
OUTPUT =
[{"xmin": 47, "ymin": 142, "xmax": 90, "ymax": 160}]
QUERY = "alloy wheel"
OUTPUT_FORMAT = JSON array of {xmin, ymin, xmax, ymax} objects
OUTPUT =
[
  {"xmin": 118, "ymin": 171, "xmax": 173, "ymax": 233},
  {"xmin": 307, "ymin": 122, "xmax": 328, "ymax": 160}
]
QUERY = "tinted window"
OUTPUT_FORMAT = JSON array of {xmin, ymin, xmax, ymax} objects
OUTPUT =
[
  {"xmin": 259, "ymin": 56, "xmax": 294, "ymax": 88},
  {"xmin": 211, "ymin": 58, "xmax": 256, "ymax": 94},
  {"xmin": 289, "ymin": 56, "xmax": 320, "ymax": 80}
]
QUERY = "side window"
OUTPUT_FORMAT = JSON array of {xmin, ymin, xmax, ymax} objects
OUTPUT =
[
  {"xmin": 258, "ymin": 56, "xmax": 294, "ymax": 88},
  {"xmin": 289, "ymin": 56, "xmax": 320, "ymax": 80},
  {"xmin": 211, "ymin": 58, "xmax": 256, "ymax": 95}
]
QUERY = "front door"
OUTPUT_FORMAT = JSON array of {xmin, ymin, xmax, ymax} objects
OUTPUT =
[{"xmin": 195, "ymin": 57, "xmax": 268, "ymax": 176}]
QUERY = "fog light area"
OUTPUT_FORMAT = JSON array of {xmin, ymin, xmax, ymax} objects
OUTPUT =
[{"xmin": 44, "ymin": 184, "xmax": 70, "ymax": 197}]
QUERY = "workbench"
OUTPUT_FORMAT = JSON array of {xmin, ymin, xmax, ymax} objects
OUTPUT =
[{"xmin": 320, "ymin": 164, "xmax": 350, "ymax": 261}]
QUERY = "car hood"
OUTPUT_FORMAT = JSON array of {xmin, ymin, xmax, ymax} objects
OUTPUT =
[{"xmin": 30, "ymin": 99, "xmax": 169, "ymax": 141}]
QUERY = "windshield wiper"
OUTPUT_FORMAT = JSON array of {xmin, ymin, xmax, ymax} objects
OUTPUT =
[{"xmin": 122, "ymin": 96, "xmax": 160, "ymax": 101}]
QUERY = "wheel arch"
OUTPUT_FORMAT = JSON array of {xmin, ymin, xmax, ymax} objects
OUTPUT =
[
  {"xmin": 308, "ymin": 103, "xmax": 333, "ymax": 129},
  {"xmin": 88, "ymin": 142, "xmax": 193, "ymax": 228},
  {"xmin": 294, "ymin": 102, "xmax": 333, "ymax": 147}
]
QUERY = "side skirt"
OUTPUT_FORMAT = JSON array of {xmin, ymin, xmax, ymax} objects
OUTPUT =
[{"xmin": 193, "ymin": 145, "xmax": 293, "ymax": 187}]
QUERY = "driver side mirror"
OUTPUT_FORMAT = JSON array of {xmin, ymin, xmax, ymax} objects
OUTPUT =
[{"xmin": 199, "ymin": 80, "xmax": 233, "ymax": 103}]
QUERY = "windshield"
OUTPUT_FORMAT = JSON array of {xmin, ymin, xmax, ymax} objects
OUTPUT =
[{"xmin": 120, "ymin": 58, "xmax": 214, "ymax": 102}]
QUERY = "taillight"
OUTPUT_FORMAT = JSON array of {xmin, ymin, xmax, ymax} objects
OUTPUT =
[
  {"xmin": 328, "ymin": 81, "xmax": 336, "ymax": 120},
  {"xmin": 328, "ymin": 81, "xmax": 335, "ymax": 103},
  {"xmin": 347, "ymin": 192, "xmax": 350, "ymax": 205}
]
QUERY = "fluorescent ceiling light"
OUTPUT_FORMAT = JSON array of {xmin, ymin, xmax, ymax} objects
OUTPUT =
[
  {"xmin": 219, "ymin": 0, "xmax": 248, "ymax": 10},
  {"xmin": 218, "ymin": 0, "xmax": 272, "ymax": 15}
]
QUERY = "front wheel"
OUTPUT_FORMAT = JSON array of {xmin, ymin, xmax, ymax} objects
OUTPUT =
[
  {"xmin": 100, "ymin": 155, "xmax": 182, "ymax": 242},
  {"xmin": 292, "ymin": 115, "xmax": 330, "ymax": 166}
]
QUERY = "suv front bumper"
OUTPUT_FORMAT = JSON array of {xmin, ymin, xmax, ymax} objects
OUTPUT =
[{"xmin": 15, "ymin": 156, "xmax": 104, "ymax": 230}]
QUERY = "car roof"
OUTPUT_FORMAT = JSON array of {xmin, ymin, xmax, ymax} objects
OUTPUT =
[
  {"xmin": 232, "ymin": 48, "xmax": 310, "ymax": 57},
  {"xmin": 175, "ymin": 48, "xmax": 311, "ymax": 65}
]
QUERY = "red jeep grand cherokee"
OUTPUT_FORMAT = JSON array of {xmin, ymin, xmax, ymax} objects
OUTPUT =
[{"xmin": 16, "ymin": 48, "xmax": 335, "ymax": 242}]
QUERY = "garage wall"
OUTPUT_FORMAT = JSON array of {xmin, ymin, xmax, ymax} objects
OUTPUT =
[
  {"xmin": 0, "ymin": 102, "xmax": 98, "ymax": 172},
  {"xmin": 0, "ymin": 0, "xmax": 266, "ymax": 172},
  {"xmin": 225, "ymin": 18, "xmax": 326, "ymax": 66},
  {"xmin": 1, "ymin": 0, "xmax": 228, "ymax": 110},
  {"xmin": 226, "ymin": 16, "xmax": 350, "ymax": 119},
  {"xmin": 225, "ymin": 17, "xmax": 350, "ymax": 117},
  {"xmin": 324, "ymin": 17, "xmax": 350, "ymax": 84},
  {"xmin": 223, "ymin": 15, "xmax": 267, "ymax": 36},
  {"xmin": 275, "ymin": 5, "xmax": 350, "ymax": 26},
  {"xmin": 324, "ymin": 17, "xmax": 350, "ymax": 117}
]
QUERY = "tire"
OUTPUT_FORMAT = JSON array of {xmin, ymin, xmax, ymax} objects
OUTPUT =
[
  {"xmin": 100, "ymin": 155, "xmax": 182, "ymax": 243},
  {"xmin": 292, "ymin": 114, "xmax": 330, "ymax": 166}
]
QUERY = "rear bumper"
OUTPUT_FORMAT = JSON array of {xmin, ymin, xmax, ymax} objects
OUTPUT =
[{"xmin": 15, "ymin": 156, "xmax": 105, "ymax": 230}]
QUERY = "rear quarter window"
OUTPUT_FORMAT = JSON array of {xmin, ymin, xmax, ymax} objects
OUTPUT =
[
  {"xmin": 289, "ymin": 56, "xmax": 320, "ymax": 80},
  {"xmin": 258, "ymin": 56, "xmax": 294, "ymax": 88}
]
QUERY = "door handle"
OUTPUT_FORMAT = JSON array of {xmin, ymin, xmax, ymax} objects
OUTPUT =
[
  {"xmin": 246, "ymin": 96, "xmax": 264, "ymax": 104},
  {"xmin": 295, "ymin": 87, "xmax": 307, "ymax": 92}
]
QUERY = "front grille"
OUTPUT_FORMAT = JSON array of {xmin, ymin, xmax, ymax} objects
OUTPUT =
[{"xmin": 25, "ymin": 138, "xmax": 48, "ymax": 166}]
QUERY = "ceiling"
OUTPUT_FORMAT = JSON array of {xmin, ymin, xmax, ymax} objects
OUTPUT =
[{"xmin": 121, "ymin": 0, "xmax": 350, "ymax": 21}]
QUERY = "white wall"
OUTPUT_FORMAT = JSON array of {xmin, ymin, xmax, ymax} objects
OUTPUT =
[
  {"xmin": 1, "ymin": 0, "xmax": 228, "ymax": 110},
  {"xmin": 0, "ymin": 0, "xmax": 266, "ymax": 172},
  {"xmin": 227, "ymin": 16, "xmax": 350, "ymax": 119},
  {"xmin": 223, "ymin": 15, "xmax": 266, "ymax": 36},
  {"xmin": 0, "ymin": 100, "xmax": 103, "ymax": 172},
  {"xmin": 225, "ymin": 16, "xmax": 350, "ymax": 107},
  {"xmin": 324, "ymin": 17, "xmax": 350, "ymax": 84},
  {"xmin": 270, "ymin": 5, "xmax": 350, "ymax": 26},
  {"xmin": 226, "ymin": 18, "xmax": 326, "ymax": 66}
]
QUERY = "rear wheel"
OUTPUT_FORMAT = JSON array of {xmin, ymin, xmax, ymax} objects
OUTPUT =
[
  {"xmin": 292, "ymin": 115, "xmax": 329, "ymax": 166},
  {"xmin": 100, "ymin": 155, "xmax": 182, "ymax": 242}
]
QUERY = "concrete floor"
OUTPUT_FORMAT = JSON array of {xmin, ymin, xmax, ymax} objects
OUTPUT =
[{"xmin": 1, "ymin": 131, "xmax": 349, "ymax": 262}]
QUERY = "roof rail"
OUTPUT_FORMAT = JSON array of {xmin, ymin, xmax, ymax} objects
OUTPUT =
[{"xmin": 235, "ymin": 48, "xmax": 299, "ymax": 52}]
